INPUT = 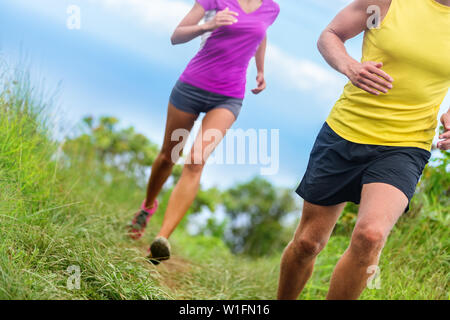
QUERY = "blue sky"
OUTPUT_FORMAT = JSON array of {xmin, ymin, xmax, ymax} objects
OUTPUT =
[{"xmin": 1, "ymin": 0, "xmax": 448, "ymax": 190}]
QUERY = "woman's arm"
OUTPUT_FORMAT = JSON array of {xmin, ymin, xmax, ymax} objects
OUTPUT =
[
  {"xmin": 317, "ymin": 0, "xmax": 393, "ymax": 95},
  {"xmin": 252, "ymin": 36, "xmax": 267, "ymax": 94},
  {"xmin": 171, "ymin": 4, "xmax": 238, "ymax": 45}
]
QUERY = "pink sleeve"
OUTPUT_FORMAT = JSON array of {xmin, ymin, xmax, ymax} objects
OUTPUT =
[
  {"xmin": 270, "ymin": 2, "xmax": 280, "ymax": 25},
  {"xmin": 196, "ymin": 0, "xmax": 217, "ymax": 11}
]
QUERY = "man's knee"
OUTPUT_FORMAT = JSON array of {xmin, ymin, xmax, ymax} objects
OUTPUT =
[
  {"xmin": 290, "ymin": 236, "xmax": 325, "ymax": 259},
  {"xmin": 350, "ymin": 225, "xmax": 386, "ymax": 259}
]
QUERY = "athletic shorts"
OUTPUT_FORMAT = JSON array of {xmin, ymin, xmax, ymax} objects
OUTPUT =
[
  {"xmin": 169, "ymin": 80, "xmax": 243, "ymax": 119},
  {"xmin": 296, "ymin": 122, "xmax": 431, "ymax": 210}
]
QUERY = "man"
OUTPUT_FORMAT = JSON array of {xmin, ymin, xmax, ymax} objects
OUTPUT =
[{"xmin": 278, "ymin": 0, "xmax": 450, "ymax": 300}]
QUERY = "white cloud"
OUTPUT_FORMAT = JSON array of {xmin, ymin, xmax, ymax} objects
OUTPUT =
[
  {"xmin": 8, "ymin": 0, "xmax": 192, "ymax": 33},
  {"xmin": 266, "ymin": 44, "xmax": 346, "ymax": 99},
  {"xmin": 95, "ymin": 0, "xmax": 191, "ymax": 33},
  {"xmin": 94, "ymin": 0, "xmax": 346, "ymax": 99},
  {"xmin": 10, "ymin": 0, "xmax": 346, "ymax": 100}
]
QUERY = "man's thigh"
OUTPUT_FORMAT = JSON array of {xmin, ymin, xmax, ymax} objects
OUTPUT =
[
  {"xmin": 294, "ymin": 201, "xmax": 346, "ymax": 242},
  {"xmin": 355, "ymin": 183, "xmax": 408, "ymax": 235}
]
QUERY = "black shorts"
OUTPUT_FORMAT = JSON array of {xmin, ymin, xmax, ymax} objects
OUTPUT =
[{"xmin": 296, "ymin": 122, "xmax": 431, "ymax": 210}]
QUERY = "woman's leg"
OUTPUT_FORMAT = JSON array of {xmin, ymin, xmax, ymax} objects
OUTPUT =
[
  {"xmin": 157, "ymin": 108, "xmax": 236, "ymax": 239},
  {"xmin": 143, "ymin": 103, "xmax": 198, "ymax": 209}
]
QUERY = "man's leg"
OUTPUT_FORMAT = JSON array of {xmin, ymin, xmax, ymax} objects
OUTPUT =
[
  {"xmin": 326, "ymin": 183, "xmax": 408, "ymax": 300},
  {"xmin": 277, "ymin": 201, "xmax": 346, "ymax": 300}
]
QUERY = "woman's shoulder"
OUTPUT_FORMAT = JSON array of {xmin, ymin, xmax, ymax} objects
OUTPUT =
[
  {"xmin": 266, "ymin": 0, "xmax": 280, "ymax": 20},
  {"xmin": 266, "ymin": 0, "xmax": 280, "ymax": 14},
  {"xmin": 196, "ymin": 0, "xmax": 218, "ymax": 11}
]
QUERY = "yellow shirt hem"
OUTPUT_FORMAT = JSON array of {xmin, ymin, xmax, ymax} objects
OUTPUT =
[{"xmin": 325, "ymin": 119, "xmax": 432, "ymax": 152}]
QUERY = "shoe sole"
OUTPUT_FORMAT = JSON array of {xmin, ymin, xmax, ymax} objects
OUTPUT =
[{"xmin": 148, "ymin": 239, "xmax": 171, "ymax": 265}]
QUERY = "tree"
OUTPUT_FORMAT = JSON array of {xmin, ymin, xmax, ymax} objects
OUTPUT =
[
  {"xmin": 62, "ymin": 116, "xmax": 221, "ymax": 215},
  {"xmin": 222, "ymin": 176, "xmax": 298, "ymax": 256},
  {"xmin": 63, "ymin": 116, "xmax": 160, "ymax": 182}
]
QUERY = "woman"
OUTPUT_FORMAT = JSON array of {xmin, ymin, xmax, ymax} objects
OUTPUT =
[{"xmin": 128, "ymin": 0, "xmax": 280, "ymax": 264}]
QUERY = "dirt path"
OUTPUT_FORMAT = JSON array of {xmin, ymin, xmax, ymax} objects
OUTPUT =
[
  {"xmin": 157, "ymin": 256, "xmax": 192, "ymax": 294},
  {"xmin": 132, "ymin": 240, "xmax": 194, "ymax": 298}
]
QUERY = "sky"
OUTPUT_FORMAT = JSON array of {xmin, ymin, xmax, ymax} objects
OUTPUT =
[{"xmin": 1, "ymin": 0, "xmax": 448, "ymax": 190}]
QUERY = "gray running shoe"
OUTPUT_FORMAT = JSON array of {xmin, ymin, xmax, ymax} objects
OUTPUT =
[{"xmin": 148, "ymin": 236, "xmax": 171, "ymax": 265}]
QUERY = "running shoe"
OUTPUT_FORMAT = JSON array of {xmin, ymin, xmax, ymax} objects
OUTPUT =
[
  {"xmin": 127, "ymin": 200, "xmax": 158, "ymax": 240},
  {"xmin": 148, "ymin": 236, "xmax": 171, "ymax": 265}
]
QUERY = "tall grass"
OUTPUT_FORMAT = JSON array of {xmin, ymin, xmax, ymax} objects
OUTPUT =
[{"xmin": 0, "ymin": 64, "xmax": 169, "ymax": 299}]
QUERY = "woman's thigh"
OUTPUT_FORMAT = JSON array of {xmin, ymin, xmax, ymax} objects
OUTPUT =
[
  {"xmin": 160, "ymin": 103, "xmax": 199, "ymax": 162},
  {"xmin": 189, "ymin": 108, "xmax": 236, "ymax": 165}
]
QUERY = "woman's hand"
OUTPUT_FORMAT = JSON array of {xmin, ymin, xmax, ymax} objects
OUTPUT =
[
  {"xmin": 344, "ymin": 61, "xmax": 394, "ymax": 95},
  {"xmin": 253, "ymin": 37, "xmax": 267, "ymax": 94},
  {"xmin": 171, "ymin": 4, "xmax": 238, "ymax": 45},
  {"xmin": 252, "ymin": 72, "xmax": 266, "ymax": 94},
  {"xmin": 437, "ymin": 112, "xmax": 450, "ymax": 150},
  {"xmin": 204, "ymin": 7, "xmax": 239, "ymax": 31}
]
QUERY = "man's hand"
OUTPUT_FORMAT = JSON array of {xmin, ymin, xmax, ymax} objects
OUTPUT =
[
  {"xmin": 437, "ymin": 112, "xmax": 450, "ymax": 151},
  {"xmin": 251, "ymin": 73, "xmax": 266, "ymax": 94},
  {"xmin": 345, "ymin": 61, "xmax": 394, "ymax": 95},
  {"xmin": 204, "ymin": 7, "xmax": 238, "ymax": 31}
]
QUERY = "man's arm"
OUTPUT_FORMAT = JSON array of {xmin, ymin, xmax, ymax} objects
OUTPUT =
[
  {"xmin": 252, "ymin": 36, "xmax": 267, "ymax": 94},
  {"xmin": 438, "ymin": 108, "xmax": 450, "ymax": 150},
  {"xmin": 317, "ymin": 0, "xmax": 393, "ymax": 95}
]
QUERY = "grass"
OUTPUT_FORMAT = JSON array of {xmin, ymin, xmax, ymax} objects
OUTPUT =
[
  {"xmin": 166, "ymin": 219, "xmax": 448, "ymax": 300},
  {"xmin": 0, "ymin": 63, "xmax": 448, "ymax": 300}
]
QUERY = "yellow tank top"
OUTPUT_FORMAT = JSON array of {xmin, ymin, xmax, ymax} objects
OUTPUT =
[{"xmin": 327, "ymin": 0, "xmax": 450, "ymax": 151}]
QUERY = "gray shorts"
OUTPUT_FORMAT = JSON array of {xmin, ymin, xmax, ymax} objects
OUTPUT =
[{"xmin": 169, "ymin": 80, "xmax": 243, "ymax": 119}]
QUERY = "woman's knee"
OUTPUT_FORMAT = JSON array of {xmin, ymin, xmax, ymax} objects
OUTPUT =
[
  {"xmin": 184, "ymin": 151, "xmax": 206, "ymax": 174},
  {"xmin": 159, "ymin": 149, "xmax": 177, "ymax": 166}
]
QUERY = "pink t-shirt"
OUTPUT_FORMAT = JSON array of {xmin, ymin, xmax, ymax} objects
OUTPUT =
[{"xmin": 179, "ymin": 0, "xmax": 280, "ymax": 99}]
